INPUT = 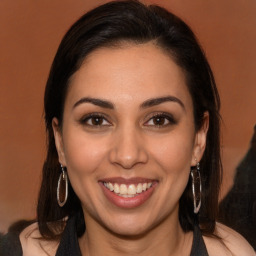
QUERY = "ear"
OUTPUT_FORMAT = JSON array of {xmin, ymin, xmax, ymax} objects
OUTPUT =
[
  {"xmin": 191, "ymin": 112, "xmax": 209, "ymax": 166},
  {"xmin": 52, "ymin": 117, "xmax": 67, "ymax": 166}
]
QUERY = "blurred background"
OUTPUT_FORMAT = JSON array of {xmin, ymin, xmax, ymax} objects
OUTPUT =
[{"xmin": 0, "ymin": 0, "xmax": 256, "ymax": 234}]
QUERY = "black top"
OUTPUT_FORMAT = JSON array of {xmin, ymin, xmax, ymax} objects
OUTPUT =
[
  {"xmin": 219, "ymin": 125, "xmax": 256, "ymax": 250},
  {"xmin": 0, "ymin": 215, "xmax": 209, "ymax": 256},
  {"xmin": 0, "ymin": 232, "xmax": 23, "ymax": 256}
]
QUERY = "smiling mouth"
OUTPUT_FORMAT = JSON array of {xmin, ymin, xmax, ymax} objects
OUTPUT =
[
  {"xmin": 103, "ymin": 182, "xmax": 153, "ymax": 198},
  {"xmin": 99, "ymin": 178, "xmax": 157, "ymax": 208}
]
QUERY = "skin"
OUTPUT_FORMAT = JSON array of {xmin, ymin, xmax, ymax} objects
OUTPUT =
[
  {"xmin": 19, "ymin": 42, "xmax": 255, "ymax": 256},
  {"xmin": 53, "ymin": 42, "xmax": 208, "ymax": 255}
]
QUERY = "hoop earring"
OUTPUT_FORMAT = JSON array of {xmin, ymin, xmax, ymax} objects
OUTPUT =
[
  {"xmin": 190, "ymin": 161, "xmax": 202, "ymax": 214},
  {"xmin": 57, "ymin": 165, "xmax": 68, "ymax": 207}
]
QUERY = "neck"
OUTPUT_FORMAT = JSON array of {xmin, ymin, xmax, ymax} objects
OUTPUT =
[{"xmin": 79, "ymin": 210, "xmax": 193, "ymax": 256}]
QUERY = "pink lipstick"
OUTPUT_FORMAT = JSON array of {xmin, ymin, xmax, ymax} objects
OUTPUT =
[{"xmin": 99, "ymin": 177, "xmax": 158, "ymax": 208}]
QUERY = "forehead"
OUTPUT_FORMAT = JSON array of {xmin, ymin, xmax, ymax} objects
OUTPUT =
[{"xmin": 66, "ymin": 42, "xmax": 193, "ymax": 110}]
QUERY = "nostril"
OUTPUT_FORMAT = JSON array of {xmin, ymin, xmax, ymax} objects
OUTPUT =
[
  {"xmin": 108, "ymin": 128, "xmax": 148, "ymax": 168},
  {"xmin": 108, "ymin": 144, "xmax": 148, "ymax": 169}
]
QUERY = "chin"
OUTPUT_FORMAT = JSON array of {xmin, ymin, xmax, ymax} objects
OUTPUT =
[
  {"xmin": 107, "ymin": 222, "xmax": 152, "ymax": 238},
  {"xmin": 100, "ymin": 213, "xmax": 158, "ymax": 238}
]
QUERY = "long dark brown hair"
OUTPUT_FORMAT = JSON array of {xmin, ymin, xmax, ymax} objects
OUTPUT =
[{"xmin": 38, "ymin": 0, "xmax": 222, "ymax": 239}]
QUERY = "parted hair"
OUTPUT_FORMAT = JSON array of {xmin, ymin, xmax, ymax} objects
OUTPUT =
[{"xmin": 38, "ymin": 0, "xmax": 222, "ymax": 239}]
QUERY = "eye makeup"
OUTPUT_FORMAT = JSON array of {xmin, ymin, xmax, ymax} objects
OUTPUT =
[
  {"xmin": 79, "ymin": 112, "xmax": 112, "ymax": 128},
  {"xmin": 143, "ymin": 111, "xmax": 178, "ymax": 130}
]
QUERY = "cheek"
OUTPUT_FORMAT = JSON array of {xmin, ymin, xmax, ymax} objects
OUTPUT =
[
  {"xmin": 151, "ymin": 133, "xmax": 194, "ymax": 203},
  {"xmin": 149, "ymin": 131, "xmax": 195, "ymax": 176},
  {"xmin": 62, "ymin": 128, "xmax": 109, "ymax": 178},
  {"xmin": 61, "ymin": 129, "xmax": 110, "ymax": 209}
]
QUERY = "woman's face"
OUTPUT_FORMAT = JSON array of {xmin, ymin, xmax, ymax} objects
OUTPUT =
[{"xmin": 53, "ymin": 42, "xmax": 208, "ymax": 236}]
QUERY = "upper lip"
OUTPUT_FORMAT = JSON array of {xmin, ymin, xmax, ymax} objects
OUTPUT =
[{"xmin": 99, "ymin": 177, "xmax": 157, "ymax": 185}]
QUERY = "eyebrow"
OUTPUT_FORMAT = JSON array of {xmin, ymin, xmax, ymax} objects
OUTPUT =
[
  {"xmin": 73, "ymin": 95, "xmax": 185, "ymax": 110},
  {"xmin": 73, "ymin": 97, "xmax": 114, "ymax": 109},
  {"xmin": 140, "ymin": 96, "xmax": 185, "ymax": 110}
]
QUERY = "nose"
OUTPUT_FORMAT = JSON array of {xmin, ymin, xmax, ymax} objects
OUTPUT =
[{"xmin": 109, "ymin": 126, "xmax": 148, "ymax": 169}]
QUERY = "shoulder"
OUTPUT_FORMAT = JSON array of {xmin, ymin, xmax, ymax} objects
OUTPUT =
[
  {"xmin": 19, "ymin": 222, "xmax": 59, "ymax": 256},
  {"xmin": 203, "ymin": 222, "xmax": 255, "ymax": 256}
]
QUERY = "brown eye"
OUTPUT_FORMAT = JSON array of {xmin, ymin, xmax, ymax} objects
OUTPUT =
[
  {"xmin": 91, "ymin": 116, "xmax": 104, "ymax": 126},
  {"xmin": 81, "ymin": 114, "xmax": 111, "ymax": 127},
  {"xmin": 152, "ymin": 116, "xmax": 166, "ymax": 126},
  {"xmin": 144, "ymin": 113, "xmax": 176, "ymax": 127}
]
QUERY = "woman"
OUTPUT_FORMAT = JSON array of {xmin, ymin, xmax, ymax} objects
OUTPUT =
[{"xmin": 1, "ymin": 0, "xmax": 254, "ymax": 255}]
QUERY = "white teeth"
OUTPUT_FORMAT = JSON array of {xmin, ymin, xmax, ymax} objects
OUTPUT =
[
  {"xmin": 103, "ymin": 182, "xmax": 153, "ymax": 197},
  {"xmin": 120, "ymin": 184, "xmax": 127, "ymax": 194},
  {"xmin": 119, "ymin": 194, "xmax": 134, "ymax": 198},
  {"xmin": 108, "ymin": 182, "xmax": 114, "ymax": 191},
  {"xmin": 127, "ymin": 184, "xmax": 136, "ymax": 195},
  {"xmin": 136, "ymin": 183, "xmax": 143, "ymax": 193},
  {"xmin": 142, "ymin": 183, "xmax": 147, "ymax": 191},
  {"xmin": 114, "ymin": 183, "xmax": 120, "ymax": 194}
]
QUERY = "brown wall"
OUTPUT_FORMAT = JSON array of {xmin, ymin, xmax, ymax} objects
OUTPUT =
[{"xmin": 0, "ymin": 0, "xmax": 256, "ymax": 232}]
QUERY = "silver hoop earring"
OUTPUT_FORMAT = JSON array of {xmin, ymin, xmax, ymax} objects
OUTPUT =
[
  {"xmin": 57, "ymin": 165, "xmax": 68, "ymax": 207},
  {"xmin": 190, "ymin": 161, "xmax": 202, "ymax": 214}
]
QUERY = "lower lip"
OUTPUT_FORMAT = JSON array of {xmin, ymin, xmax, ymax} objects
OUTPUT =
[{"xmin": 100, "ymin": 182, "xmax": 157, "ymax": 209}]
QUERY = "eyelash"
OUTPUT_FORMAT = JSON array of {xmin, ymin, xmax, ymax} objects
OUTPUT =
[
  {"xmin": 144, "ymin": 112, "xmax": 176, "ymax": 127},
  {"xmin": 80, "ymin": 113, "xmax": 111, "ymax": 127},
  {"xmin": 79, "ymin": 112, "xmax": 176, "ymax": 128}
]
